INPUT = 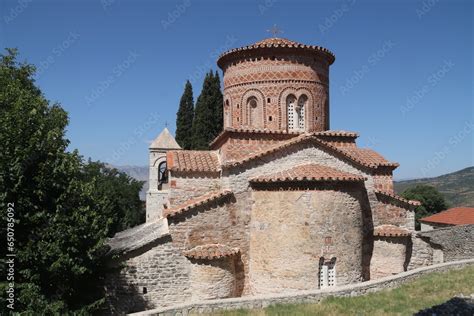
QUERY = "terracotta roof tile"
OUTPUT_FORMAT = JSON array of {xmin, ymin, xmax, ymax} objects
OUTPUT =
[
  {"xmin": 167, "ymin": 150, "xmax": 220, "ymax": 173},
  {"xmin": 313, "ymin": 130, "xmax": 359, "ymax": 138},
  {"xmin": 163, "ymin": 190, "xmax": 232, "ymax": 218},
  {"xmin": 420, "ymin": 207, "xmax": 474, "ymax": 225},
  {"xmin": 250, "ymin": 164, "xmax": 366, "ymax": 183},
  {"xmin": 374, "ymin": 225, "xmax": 411, "ymax": 237},
  {"xmin": 335, "ymin": 147, "xmax": 399, "ymax": 169},
  {"xmin": 223, "ymin": 134, "xmax": 398, "ymax": 171},
  {"xmin": 218, "ymin": 37, "xmax": 335, "ymax": 67},
  {"xmin": 183, "ymin": 244, "xmax": 240, "ymax": 260},
  {"xmin": 375, "ymin": 189, "xmax": 421, "ymax": 206}
]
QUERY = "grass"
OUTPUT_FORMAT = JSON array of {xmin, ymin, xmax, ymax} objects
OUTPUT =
[{"xmin": 208, "ymin": 265, "xmax": 474, "ymax": 316}]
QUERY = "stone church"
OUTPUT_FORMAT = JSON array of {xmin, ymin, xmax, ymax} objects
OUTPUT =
[{"xmin": 105, "ymin": 37, "xmax": 421, "ymax": 314}]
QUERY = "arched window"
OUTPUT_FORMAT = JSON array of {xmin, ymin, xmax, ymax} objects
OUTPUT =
[
  {"xmin": 247, "ymin": 96, "xmax": 262, "ymax": 128},
  {"xmin": 158, "ymin": 161, "xmax": 168, "ymax": 185},
  {"xmin": 297, "ymin": 95, "xmax": 307, "ymax": 130},
  {"xmin": 286, "ymin": 95, "xmax": 297, "ymax": 131},
  {"xmin": 224, "ymin": 99, "xmax": 231, "ymax": 127}
]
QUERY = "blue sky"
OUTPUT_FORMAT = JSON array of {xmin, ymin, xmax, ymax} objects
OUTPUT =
[{"xmin": 1, "ymin": 0, "xmax": 472, "ymax": 179}]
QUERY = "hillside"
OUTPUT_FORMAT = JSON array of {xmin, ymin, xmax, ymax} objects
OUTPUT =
[{"xmin": 394, "ymin": 167, "xmax": 474, "ymax": 208}]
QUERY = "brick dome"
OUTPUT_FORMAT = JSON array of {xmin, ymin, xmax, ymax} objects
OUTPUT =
[{"xmin": 217, "ymin": 37, "xmax": 335, "ymax": 133}]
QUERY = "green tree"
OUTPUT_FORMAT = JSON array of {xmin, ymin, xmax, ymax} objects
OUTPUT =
[
  {"xmin": 0, "ymin": 49, "xmax": 143, "ymax": 314},
  {"xmin": 209, "ymin": 70, "xmax": 223, "ymax": 138},
  {"xmin": 191, "ymin": 70, "xmax": 223, "ymax": 149},
  {"xmin": 175, "ymin": 81, "xmax": 194, "ymax": 149},
  {"xmin": 401, "ymin": 184, "xmax": 448, "ymax": 230},
  {"xmin": 192, "ymin": 71, "xmax": 213, "ymax": 149}
]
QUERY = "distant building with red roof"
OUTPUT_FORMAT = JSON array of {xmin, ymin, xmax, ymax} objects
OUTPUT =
[{"xmin": 420, "ymin": 207, "xmax": 474, "ymax": 231}]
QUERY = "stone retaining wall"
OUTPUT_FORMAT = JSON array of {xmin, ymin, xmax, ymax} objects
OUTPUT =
[
  {"xmin": 129, "ymin": 259, "xmax": 474, "ymax": 316},
  {"xmin": 409, "ymin": 224, "xmax": 474, "ymax": 270}
]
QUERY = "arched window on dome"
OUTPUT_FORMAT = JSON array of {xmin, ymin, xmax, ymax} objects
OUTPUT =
[
  {"xmin": 247, "ymin": 96, "xmax": 263, "ymax": 128},
  {"xmin": 297, "ymin": 95, "xmax": 307, "ymax": 130},
  {"xmin": 224, "ymin": 99, "xmax": 231, "ymax": 127},
  {"xmin": 286, "ymin": 94, "xmax": 297, "ymax": 131}
]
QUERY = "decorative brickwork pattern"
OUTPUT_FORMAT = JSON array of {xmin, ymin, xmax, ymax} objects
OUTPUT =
[
  {"xmin": 218, "ymin": 37, "xmax": 333, "ymax": 132},
  {"xmin": 373, "ymin": 225, "xmax": 411, "ymax": 237}
]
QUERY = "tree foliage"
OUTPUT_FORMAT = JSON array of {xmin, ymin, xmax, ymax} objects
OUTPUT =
[
  {"xmin": 175, "ymin": 80, "xmax": 194, "ymax": 149},
  {"xmin": 401, "ymin": 184, "xmax": 448, "ymax": 230},
  {"xmin": 190, "ymin": 70, "xmax": 223, "ymax": 149},
  {"xmin": 0, "ymin": 48, "xmax": 144, "ymax": 314}
]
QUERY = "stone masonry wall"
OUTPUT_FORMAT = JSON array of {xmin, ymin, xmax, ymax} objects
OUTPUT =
[
  {"xmin": 189, "ymin": 258, "xmax": 236, "ymax": 301},
  {"xmin": 167, "ymin": 193, "xmax": 252, "ymax": 296},
  {"xmin": 104, "ymin": 238, "xmax": 191, "ymax": 315},
  {"xmin": 249, "ymin": 184, "xmax": 372, "ymax": 294},
  {"xmin": 130, "ymin": 259, "xmax": 474, "ymax": 316},
  {"xmin": 370, "ymin": 237, "xmax": 410, "ymax": 279},
  {"xmin": 409, "ymin": 225, "xmax": 474, "ymax": 270},
  {"xmin": 222, "ymin": 143, "xmax": 375, "ymax": 195},
  {"xmin": 168, "ymin": 172, "xmax": 221, "ymax": 207}
]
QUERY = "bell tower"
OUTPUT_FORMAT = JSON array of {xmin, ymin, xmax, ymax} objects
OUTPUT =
[{"xmin": 146, "ymin": 128, "xmax": 181, "ymax": 221}]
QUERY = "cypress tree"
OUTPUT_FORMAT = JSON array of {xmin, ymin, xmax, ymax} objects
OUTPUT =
[
  {"xmin": 191, "ymin": 70, "xmax": 224, "ymax": 149},
  {"xmin": 191, "ymin": 71, "xmax": 214, "ymax": 149},
  {"xmin": 210, "ymin": 70, "xmax": 224, "ymax": 137},
  {"xmin": 175, "ymin": 81, "xmax": 194, "ymax": 149}
]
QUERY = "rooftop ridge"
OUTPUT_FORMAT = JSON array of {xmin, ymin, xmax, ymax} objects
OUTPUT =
[
  {"xmin": 164, "ymin": 190, "xmax": 233, "ymax": 218},
  {"xmin": 250, "ymin": 164, "xmax": 366, "ymax": 183},
  {"xmin": 217, "ymin": 37, "xmax": 335, "ymax": 67}
]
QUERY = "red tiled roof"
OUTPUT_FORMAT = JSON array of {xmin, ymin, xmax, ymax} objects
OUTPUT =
[
  {"xmin": 223, "ymin": 134, "xmax": 398, "ymax": 171},
  {"xmin": 375, "ymin": 189, "xmax": 421, "ymax": 206},
  {"xmin": 218, "ymin": 37, "xmax": 335, "ymax": 67},
  {"xmin": 336, "ymin": 147, "xmax": 398, "ymax": 169},
  {"xmin": 183, "ymin": 244, "xmax": 240, "ymax": 260},
  {"xmin": 167, "ymin": 150, "xmax": 220, "ymax": 173},
  {"xmin": 163, "ymin": 190, "xmax": 233, "ymax": 218},
  {"xmin": 250, "ymin": 164, "xmax": 366, "ymax": 183},
  {"xmin": 313, "ymin": 130, "xmax": 359, "ymax": 138},
  {"xmin": 419, "ymin": 207, "xmax": 474, "ymax": 225},
  {"xmin": 374, "ymin": 225, "xmax": 411, "ymax": 237}
]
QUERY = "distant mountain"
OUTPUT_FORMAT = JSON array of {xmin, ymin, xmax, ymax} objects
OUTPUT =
[
  {"xmin": 394, "ymin": 167, "xmax": 474, "ymax": 208},
  {"xmin": 113, "ymin": 165, "xmax": 149, "ymax": 200}
]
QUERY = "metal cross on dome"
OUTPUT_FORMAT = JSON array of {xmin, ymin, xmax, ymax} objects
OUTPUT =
[{"xmin": 267, "ymin": 24, "xmax": 283, "ymax": 37}]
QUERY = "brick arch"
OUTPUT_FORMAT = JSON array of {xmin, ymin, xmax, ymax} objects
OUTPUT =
[
  {"xmin": 278, "ymin": 87, "xmax": 315, "ymax": 131},
  {"xmin": 240, "ymin": 89, "xmax": 266, "ymax": 129}
]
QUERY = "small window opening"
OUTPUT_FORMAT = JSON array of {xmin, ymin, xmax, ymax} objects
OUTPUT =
[
  {"xmin": 319, "ymin": 257, "xmax": 336, "ymax": 289},
  {"xmin": 267, "ymin": 98, "xmax": 271, "ymax": 103},
  {"xmin": 158, "ymin": 161, "xmax": 168, "ymax": 185},
  {"xmin": 142, "ymin": 287, "xmax": 147, "ymax": 294},
  {"xmin": 268, "ymin": 116, "xmax": 273, "ymax": 122}
]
